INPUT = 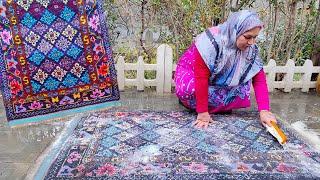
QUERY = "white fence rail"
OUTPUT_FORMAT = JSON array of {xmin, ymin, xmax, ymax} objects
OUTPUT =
[{"xmin": 115, "ymin": 44, "xmax": 320, "ymax": 94}]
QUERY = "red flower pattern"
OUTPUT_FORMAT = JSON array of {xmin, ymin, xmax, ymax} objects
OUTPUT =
[
  {"xmin": 9, "ymin": 79, "xmax": 22, "ymax": 95},
  {"xmin": 96, "ymin": 163, "xmax": 116, "ymax": 176},
  {"xmin": 98, "ymin": 63, "xmax": 109, "ymax": 76}
]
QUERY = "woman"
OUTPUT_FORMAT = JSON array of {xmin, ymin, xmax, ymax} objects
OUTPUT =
[{"xmin": 174, "ymin": 10, "xmax": 277, "ymax": 129}]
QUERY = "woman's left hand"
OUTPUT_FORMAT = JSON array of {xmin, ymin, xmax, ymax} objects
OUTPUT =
[{"xmin": 259, "ymin": 110, "xmax": 277, "ymax": 127}]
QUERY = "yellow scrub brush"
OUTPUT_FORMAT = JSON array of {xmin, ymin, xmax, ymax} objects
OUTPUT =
[{"xmin": 266, "ymin": 121, "xmax": 288, "ymax": 145}]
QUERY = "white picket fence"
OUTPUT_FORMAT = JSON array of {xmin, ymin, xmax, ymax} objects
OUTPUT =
[{"xmin": 115, "ymin": 44, "xmax": 320, "ymax": 94}]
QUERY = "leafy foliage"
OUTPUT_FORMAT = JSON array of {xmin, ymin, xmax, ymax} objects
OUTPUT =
[{"xmin": 103, "ymin": 0, "xmax": 319, "ymax": 67}]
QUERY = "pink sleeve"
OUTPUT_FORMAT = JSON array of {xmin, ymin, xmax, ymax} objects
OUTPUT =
[
  {"xmin": 194, "ymin": 48, "xmax": 210, "ymax": 113},
  {"xmin": 252, "ymin": 69, "xmax": 270, "ymax": 111}
]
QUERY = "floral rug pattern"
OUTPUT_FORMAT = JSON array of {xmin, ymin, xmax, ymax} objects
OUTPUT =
[
  {"xmin": 41, "ymin": 111, "xmax": 320, "ymax": 179},
  {"xmin": 0, "ymin": 0, "xmax": 119, "ymax": 125}
]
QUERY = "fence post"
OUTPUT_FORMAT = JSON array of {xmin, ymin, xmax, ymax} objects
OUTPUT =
[
  {"xmin": 116, "ymin": 56, "xmax": 125, "ymax": 91},
  {"xmin": 301, "ymin": 59, "xmax": 313, "ymax": 92},
  {"xmin": 137, "ymin": 56, "xmax": 144, "ymax": 91},
  {"xmin": 284, "ymin": 59, "xmax": 295, "ymax": 92},
  {"xmin": 156, "ymin": 45, "xmax": 166, "ymax": 94},
  {"xmin": 163, "ymin": 45, "xmax": 173, "ymax": 93},
  {"xmin": 266, "ymin": 59, "xmax": 276, "ymax": 92}
]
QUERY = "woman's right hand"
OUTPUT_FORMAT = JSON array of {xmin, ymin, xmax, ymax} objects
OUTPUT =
[{"xmin": 192, "ymin": 112, "xmax": 214, "ymax": 129}]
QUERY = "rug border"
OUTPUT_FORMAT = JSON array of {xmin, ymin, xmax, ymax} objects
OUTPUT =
[
  {"xmin": 8, "ymin": 101, "xmax": 121, "ymax": 127},
  {"xmin": 25, "ymin": 115, "xmax": 82, "ymax": 180},
  {"xmin": 25, "ymin": 102, "xmax": 122, "ymax": 180},
  {"xmin": 26, "ymin": 110, "xmax": 320, "ymax": 179}
]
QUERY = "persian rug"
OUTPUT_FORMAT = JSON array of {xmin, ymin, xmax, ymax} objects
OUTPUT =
[
  {"xmin": 0, "ymin": 0, "xmax": 119, "ymax": 126},
  {"xmin": 32, "ymin": 110, "xmax": 320, "ymax": 179}
]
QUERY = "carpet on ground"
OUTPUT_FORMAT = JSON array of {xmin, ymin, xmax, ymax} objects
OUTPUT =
[
  {"xmin": 0, "ymin": 0, "xmax": 119, "ymax": 126},
  {"xmin": 32, "ymin": 110, "xmax": 320, "ymax": 179}
]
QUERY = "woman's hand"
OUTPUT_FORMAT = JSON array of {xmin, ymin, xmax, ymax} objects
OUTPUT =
[
  {"xmin": 259, "ymin": 110, "xmax": 277, "ymax": 127},
  {"xmin": 192, "ymin": 112, "xmax": 213, "ymax": 129}
]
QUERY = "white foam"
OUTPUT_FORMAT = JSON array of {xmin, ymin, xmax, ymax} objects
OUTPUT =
[
  {"xmin": 128, "ymin": 144, "xmax": 162, "ymax": 164},
  {"xmin": 282, "ymin": 142, "xmax": 320, "ymax": 176},
  {"xmin": 291, "ymin": 121, "xmax": 320, "ymax": 151}
]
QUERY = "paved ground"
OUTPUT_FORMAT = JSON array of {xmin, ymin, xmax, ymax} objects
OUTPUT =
[{"xmin": 0, "ymin": 89, "xmax": 319, "ymax": 180}]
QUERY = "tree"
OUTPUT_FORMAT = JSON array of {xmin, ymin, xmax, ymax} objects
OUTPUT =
[
  {"xmin": 311, "ymin": 0, "xmax": 320, "ymax": 66},
  {"xmin": 104, "ymin": 0, "xmax": 319, "ymax": 66},
  {"xmin": 266, "ymin": 0, "xmax": 280, "ymax": 61}
]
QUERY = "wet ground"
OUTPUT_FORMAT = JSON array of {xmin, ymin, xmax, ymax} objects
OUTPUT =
[{"xmin": 0, "ymin": 89, "xmax": 319, "ymax": 180}]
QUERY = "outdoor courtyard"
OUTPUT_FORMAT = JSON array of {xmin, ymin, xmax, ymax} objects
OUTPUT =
[
  {"xmin": 0, "ymin": 0, "xmax": 319, "ymax": 179},
  {"xmin": 0, "ymin": 89, "xmax": 319, "ymax": 179}
]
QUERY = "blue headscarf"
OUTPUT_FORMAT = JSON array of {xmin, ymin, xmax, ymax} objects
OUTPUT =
[{"xmin": 195, "ymin": 10, "xmax": 264, "ymax": 87}]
